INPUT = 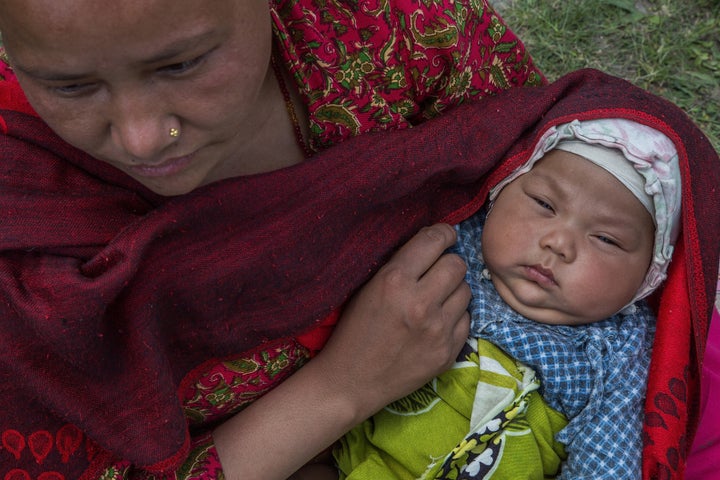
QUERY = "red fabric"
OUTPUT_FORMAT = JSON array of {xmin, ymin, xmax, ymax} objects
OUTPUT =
[
  {"xmin": 0, "ymin": 69, "xmax": 717, "ymax": 478},
  {"xmin": 0, "ymin": 73, "xmax": 36, "ymax": 122},
  {"xmin": 296, "ymin": 311, "xmax": 339, "ymax": 355},
  {"xmin": 644, "ymin": 239, "xmax": 695, "ymax": 479}
]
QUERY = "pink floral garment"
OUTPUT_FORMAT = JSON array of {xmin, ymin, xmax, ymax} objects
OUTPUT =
[{"xmin": 271, "ymin": 0, "xmax": 545, "ymax": 151}]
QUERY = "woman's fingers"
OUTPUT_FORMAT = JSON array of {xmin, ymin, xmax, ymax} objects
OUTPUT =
[{"xmin": 385, "ymin": 223, "xmax": 459, "ymax": 279}]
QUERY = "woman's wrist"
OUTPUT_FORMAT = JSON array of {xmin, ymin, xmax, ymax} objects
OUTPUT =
[{"xmin": 212, "ymin": 355, "xmax": 364, "ymax": 480}]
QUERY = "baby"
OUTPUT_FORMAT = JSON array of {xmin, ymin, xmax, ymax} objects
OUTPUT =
[{"xmin": 333, "ymin": 118, "xmax": 682, "ymax": 479}]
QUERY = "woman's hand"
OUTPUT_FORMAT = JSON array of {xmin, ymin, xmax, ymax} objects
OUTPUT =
[
  {"xmin": 214, "ymin": 223, "xmax": 470, "ymax": 480},
  {"xmin": 315, "ymin": 223, "xmax": 471, "ymax": 416}
]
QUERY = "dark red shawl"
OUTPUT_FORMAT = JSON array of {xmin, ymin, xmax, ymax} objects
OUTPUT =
[{"xmin": 0, "ymin": 69, "xmax": 717, "ymax": 478}]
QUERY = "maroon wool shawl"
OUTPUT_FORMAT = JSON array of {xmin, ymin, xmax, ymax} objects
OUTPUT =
[{"xmin": 0, "ymin": 69, "xmax": 717, "ymax": 478}]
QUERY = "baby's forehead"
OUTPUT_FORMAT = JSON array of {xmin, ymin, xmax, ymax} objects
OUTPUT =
[
  {"xmin": 554, "ymin": 140, "xmax": 655, "ymax": 219},
  {"xmin": 523, "ymin": 147, "xmax": 623, "ymax": 182},
  {"xmin": 522, "ymin": 150, "xmax": 652, "ymax": 214}
]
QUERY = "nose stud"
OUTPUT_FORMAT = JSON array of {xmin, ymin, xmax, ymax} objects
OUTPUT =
[{"xmin": 169, "ymin": 127, "xmax": 180, "ymax": 138}]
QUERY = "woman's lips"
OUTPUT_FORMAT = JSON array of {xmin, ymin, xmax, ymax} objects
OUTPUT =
[
  {"xmin": 129, "ymin": 154, "xmax": 194, "ymax": 178},
  {"xmin": 524, "ymin": 264, "xmax": 558, "ymax": 287}
]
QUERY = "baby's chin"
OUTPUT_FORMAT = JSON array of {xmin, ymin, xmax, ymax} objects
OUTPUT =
[{"xmin": 491, "ymin": 278, "xmax": 605, "ymax": 326}]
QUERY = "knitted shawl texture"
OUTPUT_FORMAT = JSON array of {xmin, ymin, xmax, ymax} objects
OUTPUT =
[{"xmin": 0, "ymin": 69, "xmax": 717, "ymax": 478}]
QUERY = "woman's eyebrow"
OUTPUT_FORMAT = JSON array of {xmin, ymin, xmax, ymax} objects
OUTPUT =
[
  {"xmin": 11, "ymin": 62, "xmax": 86, "ymax": 82},
  {"xmin": 12, "ymin": 30, "xmax": 216, "ymax": 81},
  {"xmin": 139, "ymin": 30, "xmax": 216, "ymax": 65}
]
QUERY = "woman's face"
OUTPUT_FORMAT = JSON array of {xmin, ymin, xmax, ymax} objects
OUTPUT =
[{"xmin": 0, "ymin": 0, "xmax": 275, "ymax": 195}]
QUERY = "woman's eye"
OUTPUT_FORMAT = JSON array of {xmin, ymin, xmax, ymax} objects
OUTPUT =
[
  {"xmin": 51, "ymin": 83, "xmax": 97, "ymax": 96},
  {"xmin": 159, "ymin": 55, "xmax": 204, "ymax": 75}
]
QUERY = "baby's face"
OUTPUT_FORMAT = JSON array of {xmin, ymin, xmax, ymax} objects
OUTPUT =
[{"xmin": 481, "ymin": 149, "xmax": 655, "ymax": 325}]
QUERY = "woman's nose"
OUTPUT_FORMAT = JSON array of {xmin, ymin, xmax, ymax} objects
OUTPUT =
[
  {"xmin": 109, "ymin": 94, "xmax": 178, "ymax": 161},
  {"xmin": 539, "ymin": 227, "xmax": 577, "ymax": 262}
]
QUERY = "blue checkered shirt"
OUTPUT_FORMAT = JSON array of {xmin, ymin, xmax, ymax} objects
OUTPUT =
[{"xmin": 450, "ymin": 211, "xmax": 655, "ymax": 479}]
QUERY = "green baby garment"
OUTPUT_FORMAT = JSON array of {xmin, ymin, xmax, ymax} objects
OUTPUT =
[{"xmin": 335, "ymin": 338, "xmax": 568, "ymax": 479}]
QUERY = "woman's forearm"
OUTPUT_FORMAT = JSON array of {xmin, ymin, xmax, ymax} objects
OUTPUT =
[{"xmin": 212, "ymin": 353, "xmax": 361, "ymax": 480}]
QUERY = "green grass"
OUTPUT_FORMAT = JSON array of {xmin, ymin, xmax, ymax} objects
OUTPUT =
[{"xmin": 495, "ymin": 0, "xmax": 720, "ymax": 152}]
